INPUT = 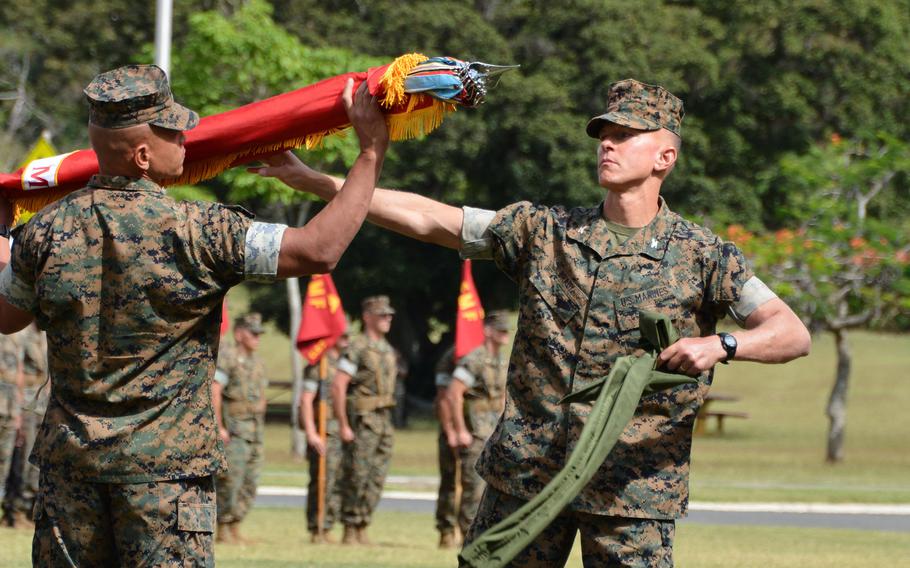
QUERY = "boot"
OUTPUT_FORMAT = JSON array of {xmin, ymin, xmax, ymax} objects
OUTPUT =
[
  {"xmin": 310, "ymin": 530, "xmax": 336, "ymax": 544},
  {"xmin": 229, "ymin": 522, "xmax": 255, "ymax": 545},
  {"xmin": 11, "ymin": 511, "xmax": 34, "ymax": 531},
  {"xmin": 356, "ymin": 524, "xmax": 372, "ymax": 546},
  {"xmin": 438, "ymin": 531, "xmax": 456, "ymax": 549},
  {"xmin": 342, "ymin": 525, "xmax": 358, "ymax": 545},
  {"xmin": 216, "ymin": 523, "xmax": 235, "ymax": 544}
]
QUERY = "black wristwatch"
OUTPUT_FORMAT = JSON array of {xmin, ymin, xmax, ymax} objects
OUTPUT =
[
  {"xmin": 0, "ymin": 224, "xmax": 10, "ymax": 239},
  {"xmin": 718, "ymin": 332, "xmax": 737, "ymax": 364}
]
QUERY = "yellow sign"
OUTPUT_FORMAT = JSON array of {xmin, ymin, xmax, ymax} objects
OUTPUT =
[{"xmin": 18, "ymin": 132, "xmax": 59, "ymax": 169}]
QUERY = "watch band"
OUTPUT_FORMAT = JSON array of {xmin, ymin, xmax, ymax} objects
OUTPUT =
[
  {"xmin": 718, "ymin": 332, "xmax": 737, "ymax": 364},
  {"xmin": 0, "ymin": 224, "xmax": 10, "ymax": 239}
]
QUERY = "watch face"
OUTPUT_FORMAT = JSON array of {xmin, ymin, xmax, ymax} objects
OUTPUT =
[{"xmin": 722, "ymin": 334, "xmax": 737, "ymax": 349}]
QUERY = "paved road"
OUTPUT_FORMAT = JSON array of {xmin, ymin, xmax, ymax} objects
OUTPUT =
[{"xmin": 255, "ymin": 487, "xmax": 910, "ymax": 532}]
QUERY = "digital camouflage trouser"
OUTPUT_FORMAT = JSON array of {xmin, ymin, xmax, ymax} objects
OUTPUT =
[
  {"xmin": 32, "ymin": 471, "xmax": 216, "ymax": 567},
  {"xmin": 340, "ymin": 407, "xmax": 394, "ymax": 527},
  {"xmin": 306, "ymin": 420, "xmax": 342, "ymax": 533},
  {"xmin": 456, "ymin": 435, "xmax": 486, "ymax": 537},
  {"xmin": 4, "ymin": 386, "xmax": 47, "ymax": 516},
  {"xmin": 435, "ymin": 428, "xmax": 457, "ymax": 535},
  {"xmin": 0, "ymin": 386, "xmax": 17, "ymax": 493},
  {"xmin": 463, "ymin": 486, "xmax": 674, "ymax": 568},
  {"xmin": 215, "ymin": 429, "xmax": 263, "ymax": 525}
]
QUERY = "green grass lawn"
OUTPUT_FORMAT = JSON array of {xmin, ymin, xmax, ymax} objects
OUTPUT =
[
  {"xmin": 3, "ymin": 508, "xmax": 907, "ymax": 568},
  {"xmin": 259, "ymin": 329, "xmax": 910, "ymax": 503}
]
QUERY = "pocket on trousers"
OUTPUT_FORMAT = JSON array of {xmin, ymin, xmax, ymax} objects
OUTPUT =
[{"xmin": 177, "ymin": 500, "xmax": 215, "ymax": 534}]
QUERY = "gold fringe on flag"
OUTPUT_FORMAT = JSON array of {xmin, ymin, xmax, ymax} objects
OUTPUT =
[
  {"xmin": 173, "ymin": 52, "xmax": 454, "ymax": 185},
  {"xmin": 9, "ymin": 52, "xmax": 459, "ymax": 224},
  {"xmin": 13, "ymin": 188, "xmax": 73, "ymax": 224}
]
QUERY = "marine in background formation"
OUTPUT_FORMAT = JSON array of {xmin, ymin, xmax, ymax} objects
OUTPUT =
[
  {"xmin": 333, "ymin": 295, "xmax": 398, "ymax": 546},
  {"xmin": 446, "ymin": 311, "xmax": 511, "ymax": 538},
  {"xmin": 213, "ymin": 312, "xmax": 268, "ymax": 544},
  {"xmin": 1, "ymin": 323, "xmax": 48, "ymax": 529}
]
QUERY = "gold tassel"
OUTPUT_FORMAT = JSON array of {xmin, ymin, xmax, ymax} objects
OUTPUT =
[
  {"xmin": 378, "ymin": 53, "xmax": 429, "ymax": 109},
  {"xmin": 386, "ymin": 99, "xmax": 456, "ymax": 141},
  {"xmin": 12, "ymin": 189, "xmax": 73, "ymax": 225}
]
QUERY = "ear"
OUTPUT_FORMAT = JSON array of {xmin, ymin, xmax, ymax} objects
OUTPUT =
[
  {"xmin": 654, "ymin": 145, "xmax": 677, "ymax": 173},
  {"xmin": 133, "ymin": 143, "xmax": 151, "ymax": 172}
]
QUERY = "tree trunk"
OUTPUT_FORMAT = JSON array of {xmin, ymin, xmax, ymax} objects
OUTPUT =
[
  {"xmin": 825, "ymin": 328, "xmax": 851, "ymax": 463},
  {"xmin": 287, "ymin": 201, "xmax": 312, "ymax": 460},
  {"xmin": 287, "ymin": 276, "xmax": 306, "ymax": 460}
]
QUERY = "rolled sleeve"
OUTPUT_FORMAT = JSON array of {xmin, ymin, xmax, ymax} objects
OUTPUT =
[
  {"xmin": 729, "ymin": 276, "xmax": 779, "ymax": 326},
  {"xmin": 460, "ymin": 207, "xmax": 496, "ymax": 260},
  {"xmin": 214, "ymin": 369, "xmax": 229, "ymax": 386},
  {"xmin": 452, "ymin": 366, "xmax": 476, "ymax": 389},
  {"xmin": 337, "ymin": 357, "xmax": 357, "ymax": 377},
  {"xmin": 435, "ymin": 372, "xmax": 452, "ymax": 388},
  {"xmin": 244, "ymin": 222, "xmax": 288, "ymax": 282},
  {"xmin": 0, "ymin": 265, "xmax": 37, "ymax": 313}
]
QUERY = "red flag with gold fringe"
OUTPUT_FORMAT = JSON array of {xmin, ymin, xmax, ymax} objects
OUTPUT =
[
  {"xmin": 0, "ymin": 55, "xmax": 514, "ymax": 224},
  {"xmin": 455, "ymin": 259, "xmax": 485, "ymax": 360},
  {"xmin": 297, "ymin": 274, "xmax": 347, "ymax": 365}
]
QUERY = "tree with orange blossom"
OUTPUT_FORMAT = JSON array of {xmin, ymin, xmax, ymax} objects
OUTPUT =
[{"xmin": 725, "ymin": 133, "xmax": 909, "ymax": 462}]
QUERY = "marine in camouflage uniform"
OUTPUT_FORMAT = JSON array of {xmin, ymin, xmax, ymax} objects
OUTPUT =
[
  {"xmin": 213, "ymin": 312, "xmax": 268, "ymax": 543},
  {"xmin": 334, "ymin": 295, "xmax": 398, "ymax": 545},
  {"xmin": 2, "ymin": 323, "xmax": 48, "ymax": 527},
  {"xmin": 0, "ymin": 332, "xmax": 22, "ymax": 518},
  {"xmin": 447, "ymin": 311, "xmax": 510, "ymax": 538},
  {"xmin": 452, "ymin": 81, "xmax": 805, "ymax": 566},
  {"xmin": 301, "ymin": 335, "xmax": 349, "ymax": 542},
  {"xmin": 0, "ymin": 65, "xmax": 289, "ymax": 567},
  {"xmin": 433, "ymin": 344, "xmax": 458, "ymax": 547},
  {"xmin": 260, "ymin": 77, "xmax": 811, "ymax": 567}
]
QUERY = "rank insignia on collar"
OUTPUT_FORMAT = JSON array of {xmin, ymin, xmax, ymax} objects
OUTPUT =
[{"xmin": 649, "ymin": 238, "xmax": 660, "ymax": 249}]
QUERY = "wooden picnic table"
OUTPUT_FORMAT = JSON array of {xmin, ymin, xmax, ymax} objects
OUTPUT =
[{"xmin": 695, "ymin": 392, "xmax": 749, "ymax": 435}]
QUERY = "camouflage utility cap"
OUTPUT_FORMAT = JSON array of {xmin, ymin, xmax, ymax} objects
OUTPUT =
[
  {"xmin": 84, "ymin": 64, "xmax": 199, "ymax": 130},
  {"xmin": 586, "ymin": 79, "xmax": 684, "ymax": 138},
  {"xmin": 235, "ymin": 312, "xmax": 264, "ymax": 334},
  {"xmin": 362, "ymin": 295, "xmax": 395, "ymax": 315},
  {"xmin": 484, "ymin": 310, "xmax": 510, "ymax": 332}
]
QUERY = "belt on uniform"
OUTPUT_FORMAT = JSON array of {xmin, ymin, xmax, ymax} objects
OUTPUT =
[
  {"xmin": 458, "ymin": 310, "xmax": 698, "ymax": 568},
  {"xmin": 225, "ymin": 399, "xmax": 260, "ymax": 418},
  {"xmin": 465, "ymin": 396, "xmax": 504, "ymax": 414},
  {"xmin": 352, "ymin": 394, "xmax": 395, "ymax": 413}
]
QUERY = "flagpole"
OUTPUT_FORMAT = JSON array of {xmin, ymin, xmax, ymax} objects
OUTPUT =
[
  {"xmin": 317, "ymin": 356, "xmax": 328, "ymax": 539},
  {"xmin": 154, "ymin": 0, "xmax": 173, "ymax": 77}
]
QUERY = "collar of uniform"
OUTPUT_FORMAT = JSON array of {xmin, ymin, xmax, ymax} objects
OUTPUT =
[
  {"xmin": 566, "ymin": 197, "xmax": 676, "ymax": 260},
  {"xmin": 88, "ymin": 174, "xmax": 165, "ymax": 193}
]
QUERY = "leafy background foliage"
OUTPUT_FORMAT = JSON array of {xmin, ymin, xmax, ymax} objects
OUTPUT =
[{"xmin": 2, "ymin": 0, "xmax": 908, "ymax": 399}]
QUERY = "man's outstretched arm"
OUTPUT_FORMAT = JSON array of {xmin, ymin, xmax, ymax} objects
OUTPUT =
[
  {"xmin": 275, "ymin": 79, "xmax": 391, "ymax": 277},
  {"xmin": 252, "ymin": 151, "xmax": 464, "ymax": 251}
]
